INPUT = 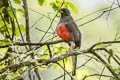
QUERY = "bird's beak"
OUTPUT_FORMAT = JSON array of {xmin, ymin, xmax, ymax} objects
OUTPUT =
[{"xmin": 59, "ymin": 10, "xmax": 64, "ymax": 14}]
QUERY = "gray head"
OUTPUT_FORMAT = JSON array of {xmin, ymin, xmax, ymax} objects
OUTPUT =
[{"xmin": 58, "ymin": 8, "xmax": 71, "ymax": 17}]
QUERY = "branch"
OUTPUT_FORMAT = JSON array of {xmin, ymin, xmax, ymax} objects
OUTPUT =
[
  {"xmin": 1, "ymin": 40, "xmax": 120, "ymax": 79},
  {"xmin": 82, "ymin": 74, "xmax": 113, "ymax": 80},
  {"xmin": 37, "ymin": 50, "xmax": 88, "ymax": 66},
  {"xmin": 23, "ymin": 0, "xmax": 31, "ymax": 43},
  {"xmin": 1, "ymin": 40, "xmax": 120, "ymax": 50},
  {"xmin": 89, "ymin": 40, "xmax": 120, "ymax": 50},
  {"xmin": 47, "ymin": 44, "xmax": 52, "ymax": 58},
  {"xmin": 0, "ymin": 61, "xmax": 35, "ymax": 74},
  {"xmin": 34, "ymin": 68, "xmax": 42, "ymax": 80},
  {"xmin": 91, "ymin": 51, "xmax": 119, "ymax": 80},
  {"xmin": 99, "ymin": 66, "xmax": 105, "ymax": 80},
  {"xmin": 0, "ymin": 50, "xmax": 87, "ymax": 74},
  {"xmin": 0, "ymin": 40, "xmax": 64, "ymax": 48}
]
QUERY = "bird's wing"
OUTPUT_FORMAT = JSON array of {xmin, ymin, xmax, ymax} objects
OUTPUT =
[{"xmin": 66, "ymin": 22, "xmax": 81, "ymax": 47}]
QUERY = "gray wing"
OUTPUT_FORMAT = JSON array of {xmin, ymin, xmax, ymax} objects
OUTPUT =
[{"xmin": 66, "ymin": 22, "xmax": 81, "ymax": 48}]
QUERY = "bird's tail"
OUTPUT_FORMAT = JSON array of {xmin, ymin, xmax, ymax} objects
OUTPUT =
[{"xmin": 72, "ymin": 55, "xmax": 77, "ymax": 76}]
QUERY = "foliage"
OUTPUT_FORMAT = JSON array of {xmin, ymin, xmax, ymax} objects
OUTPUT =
[
  {"xmin": 13, "ymin": 0, "xmax": 21, "ymax": 4},
  {"xmin": 0, "ymin": 0, "xmax": 120, "ymax": 80},
  {"xmin": 38, "ymin": 0, "xmax": 78, "ymax": 13}
]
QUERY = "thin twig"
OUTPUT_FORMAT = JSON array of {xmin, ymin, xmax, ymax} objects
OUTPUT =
[
  {"xmin": 77, "ymin": 57, "xmax": 93, "ymax": 69},
  {"xmin": 35, "ymin": 27, "xmax": 55, "ymax": 34},
  {"xmin": 10, "ymin": 17, "xmax": 15, "ymax": 40},
  {"xmin": 30, "ymin": 17, "xmax": 43, "ymax": 28},
  {"xmin": 47, "ymin": 44, "xmax": 52, "ymax": 58},
  {"xmin": 106, "ymin": 0, "xmax": 115, "ymax": 20},
  {"xmin": 56, "ymin": 63, "xmax": 74, "ymax": 80},
  {"xmin": 63, "ymin": 59, "xmax": 66, "ymax": 80},
  {"xmin": 89, "ymin": 40, "xmax": 120, "ymax": 50},
  {"xmin": 99, "ymin": 66, "xmax": 105, "ymax": 80},
  {"xmin": 34, "ymin": 68, "xmax": 42, "ymax": 80},
  {"xmin": 28, "ymin": 69, "xmax": 32, "ymax": 80},
  {"xmin": 117, "ymin": 0, "xmax": 120, "ymax": 7},
  {"xmin": 82, "ymin": 74, "xmax": 113, "ymax": 80}
]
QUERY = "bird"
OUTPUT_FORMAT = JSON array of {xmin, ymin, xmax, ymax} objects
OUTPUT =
[{"xmin": 56, "ymin": 8, "xmax": 81, "ymax": 76}]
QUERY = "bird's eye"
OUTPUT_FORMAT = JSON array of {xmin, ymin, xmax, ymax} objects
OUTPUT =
[{"xmin": 59, "ymin": 10, "xmax": 64, "ymax": 13}]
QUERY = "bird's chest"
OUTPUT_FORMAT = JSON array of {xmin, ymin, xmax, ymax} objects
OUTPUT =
[{"xmin": 56, "ymin": 25, "xmax": 72, "ymax": 42}]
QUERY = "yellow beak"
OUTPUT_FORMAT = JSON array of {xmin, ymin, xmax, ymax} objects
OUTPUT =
[{"xmin": 59, "ymin": 10, "xmax": 64, "ymax": 13}]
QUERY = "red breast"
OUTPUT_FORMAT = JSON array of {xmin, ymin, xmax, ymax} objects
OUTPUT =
[{"xmin": 56, "ymin": 25, "xmax": 72, "ymax": 42}]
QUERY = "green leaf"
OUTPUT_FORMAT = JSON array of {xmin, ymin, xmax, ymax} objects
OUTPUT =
[
  {"xmin": 13, "ymin": 72, "xmax": 20, "ymax": 79},
  {"xmin": 0, "ymin": 39, "xmax": 9, "ymax": 60},
  {"xmin": 38, "ymin": 0, "xmax": 45, "ymax": 6},
  {"xmin": 15, "ymin": 27, "xmax": 20, "ymax": 36},
  {"xmin": 0, "ymin": 7, "xmax": 4, "ymax": 13},
  {"xmin": 38, "ymin": 67, "xmax": 46, "ymax": 71},
  {"xmin": 44, "ymin": 0, "xmax": 51, "ymax": 6},
  {"xmin": 64, "ymin": 57, "xmax": 72, "ymax": 71},
  {"xmin": 15, "ymin": 24, "xmax": 25, "ymax": 36},
  {"xmin": 95, "ymin": 43, "xmax": 112, "ymax": 49},
  {"xmin": 0, "ymin": 20, "xmax": 4, "ymax": 27},
  {"xmin": 0, "ymin": 63, "xmax": 7, "ymax": 70},
  {"xmin": 54, "ymin": 59, "xmax": 65, "ymax": 69},
  {"xmin": 0, "ymin": 48, "xmax": 8, "ymax": 60},
  {"xmin": 56, "ymin": 0, "xmax": 62, "ymax": 7},
  {"xmin": 40, "ymin": 54, "xmax": 49, "ymax": 59},
  {"xmin": 95, "ymin": 43, "xmax": 105, "ymax": 49},
  {"xmin": 7, "ymin": 7, "xmax": 16, "ymax": 18},
  {"xmin": 54, "ymin": 58, "xmax": 71, "ymax": 70},
  {"xmin": 13, "ymin": 0, "xmax": 21, "ymax": 4},
  {"xmin": 17, "ymin": 8, "xmax": 24, "ymax": 13},
  {"xmin": 6, "ymin": 23, "xmax": 12, "ymax": 35},
  {"xmin": 17, "ymin": 8, "xmax": 25, "ymax": 17},
  {"xmin": 50, "ymin": 3, "xmax": 59, "ymax": 11},
  {"xmin": 20, "ymin": 24, "xmax": 26, "ymax": 32},
  {"xmin": 42, "ymin": 45, "xmax": 48, "ymax": 53},
  {"xmin": 67, "ymin": 2, "xmax": 78, "ymax": 14},
  {"xmin": 62, "ymin": 2, "xmax": 68, "ymax": 8},
  {"xmin": 20, "ymin": 66, "xmax": 28, "ymax": 71}
]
